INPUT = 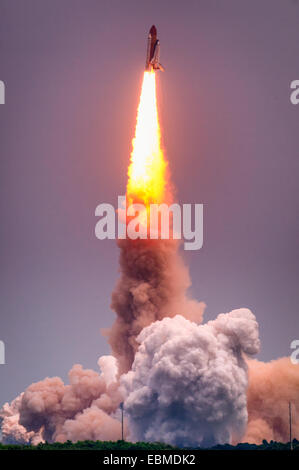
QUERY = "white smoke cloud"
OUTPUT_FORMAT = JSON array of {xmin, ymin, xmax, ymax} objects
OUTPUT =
[
  {"xmin": 121, "ymin": 309, "xmax": 260, "ymax": 448},
  {"xmin": 98, "ymin": 355, "xmax": 118, "ymax": 385}
]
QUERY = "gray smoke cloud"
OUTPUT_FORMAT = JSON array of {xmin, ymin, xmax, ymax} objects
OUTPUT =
[{"xmin": 121, "ymin": 309, "xmax": 260, "ymax": 447}]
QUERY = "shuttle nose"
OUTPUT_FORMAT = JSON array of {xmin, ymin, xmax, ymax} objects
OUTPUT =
[{"xmin": 149, "ymin": 25, "xmax": 157, "ymax": 35}]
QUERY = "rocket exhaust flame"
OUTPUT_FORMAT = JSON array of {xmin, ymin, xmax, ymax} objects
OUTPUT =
[{"xmin": 127, "ymin": 71, "xmax": 167, "ymax": 207}]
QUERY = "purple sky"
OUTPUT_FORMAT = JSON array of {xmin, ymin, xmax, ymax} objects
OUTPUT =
[{"xmin": 0, "ymin": 0, "xmax": 298, "ymax": 407}]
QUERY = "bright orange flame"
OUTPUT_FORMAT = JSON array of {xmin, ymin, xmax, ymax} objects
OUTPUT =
[{"xmin": 127, "ymin": 71, "xmax": 167, "ymax": 208}]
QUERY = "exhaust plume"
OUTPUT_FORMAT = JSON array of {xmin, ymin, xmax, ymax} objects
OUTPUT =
[
  {"xmin": 108, "ymin": 71, "xmax": 204, "ymax": 374},
  {"xmin": 109, "ymin": 238, "xmax": 205, "ymax": 375}
]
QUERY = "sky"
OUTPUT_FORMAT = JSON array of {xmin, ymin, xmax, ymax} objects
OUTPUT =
[{"xmin": 0, "ymin": 0, "xmax": 298, "ymax": 407}]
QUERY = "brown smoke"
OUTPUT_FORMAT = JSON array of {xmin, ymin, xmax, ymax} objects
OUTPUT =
[
  {"xmin": 108, "ymin": 237, "xmax": 205, "ymax": 374},
  {"xmin": 0, "ymin": 358, "xmax": 124, "ymax": 443},
  {"xmin": 243, "ymin": 358, "xmax": 299, "ymax": 444}
]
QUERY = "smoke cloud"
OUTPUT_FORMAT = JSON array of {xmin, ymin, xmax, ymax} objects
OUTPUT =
[
  {"xmin": 0, "ymin": 358, "xmax": 124, "ymax": 444},
  {"xmin": 121, "ymin": 309, "xmax": 260, "ymax": 447},
  {"xmin": 0, "ymin": 235, "xmax": 206, "ymax": 445},
  {"xmin": 1, "ymin": 235, "xmax": 298, "ymax": 446},
  {"xmin": 108, "ymin": 238, "xmax": 205, "ymax": 375},
  {"xmin": 243, "ymin": 358, "xmax": 299, "ymax": 444},
  {"xmin": 0, "ymin": 394, "xmax": 43, "ymax": 445}
]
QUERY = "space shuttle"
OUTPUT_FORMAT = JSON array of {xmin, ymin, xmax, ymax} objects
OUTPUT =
[{"xmin": 145, "ymin": 25, "xmax": 164, "ymax": 72}]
